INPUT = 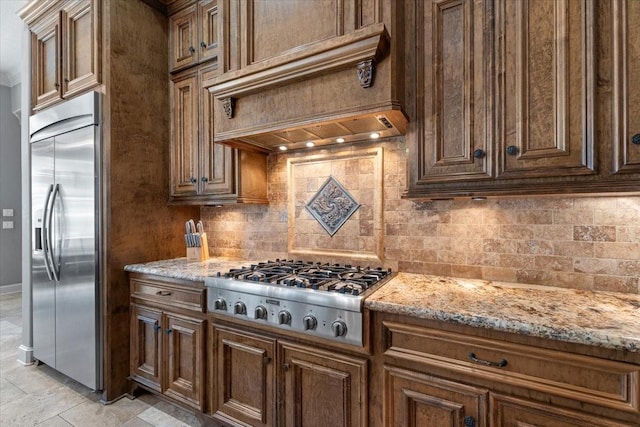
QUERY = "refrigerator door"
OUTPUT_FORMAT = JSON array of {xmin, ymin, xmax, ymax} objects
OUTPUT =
[
  {"xmin": 52, "ymin": 125, "xmax": 98, "ymax": 390},
  {"xmin": 31, "ymin": 138, "xmax": 56, "ymax": 368}
]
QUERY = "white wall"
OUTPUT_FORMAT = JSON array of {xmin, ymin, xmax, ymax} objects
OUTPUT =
[{"xmin": 0, "ymin": 83, "xmax": 22, "ymax": 289}]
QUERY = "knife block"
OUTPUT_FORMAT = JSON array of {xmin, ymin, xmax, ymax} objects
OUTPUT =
[{"xmin": 186, "ymin": 233, "xmax": 209, "ymax": 262}]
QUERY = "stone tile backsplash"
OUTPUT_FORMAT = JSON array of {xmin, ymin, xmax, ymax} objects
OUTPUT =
[{"xmin": 201, "ymin": 138, "xmax": 640, "ymax": 294}]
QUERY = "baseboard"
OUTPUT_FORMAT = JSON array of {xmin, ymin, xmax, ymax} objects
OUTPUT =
[{"xmin": 0, "ymin": 283, "xmax": 21, "ymax": 295}]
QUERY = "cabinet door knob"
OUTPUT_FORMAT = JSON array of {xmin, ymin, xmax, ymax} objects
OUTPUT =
[
  {"xmin": 463, "ymin": 416, "xmax": 476, "ymax": 427},
  {"xmin": 506, "ymin": 145, "xmax": 518, "ymax": 156},
  {"xmin": 283, "ymin": 363, "xmax": 290, "ymax": 371},
  {"xmin": 632, "ymin": 134, "xmax": 640, "ymax": 145},
  {"xmin": 473, "ymin": 149, "xmax": 485, "ymax": 159},
  {"xmin": 201, "ymin": 176, "xmax": 209, "ymax": 183},
  {"xmin": 54, "ymin": 83, "xmax": 60, "ymax": 89},
  {"xmin": 64, "ymin": 78, "xmax": 69, "ymax": 83},
  {"xmin": 189, "ymin": 46, "xmax": 195, "ymax": 54},
  {"xmin": 153, "ymin": 323, "xmax": 161, "ymax": 332},
  {"xmin": 165, "ymin": 328, "xmax": 173, "ymax": 334},
  {"xmin": 190, "ymin": 176, "xmax": 197, "ymax": 184},
  {"xmin": 263, "ymin": 356, "xmax": 271, "ymax": 365},
  {"xmin": 200, "ymin": 41, "xmax": 206, "ymax": 49}
]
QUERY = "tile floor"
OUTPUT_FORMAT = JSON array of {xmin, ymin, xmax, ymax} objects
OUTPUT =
[{"xmin": 0, "ymin": 291, "xmax": 201, "ymax": 427}]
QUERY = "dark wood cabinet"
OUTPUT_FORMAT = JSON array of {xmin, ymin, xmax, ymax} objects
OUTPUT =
[
  {"xmin": 612, "ymin": 0, "xmax": 640, "ymax": 174},
  {"xmin": 130, "ymin": 276, "xmax": 207, "ymax": 411},
  {"xmin": 405, "ymin": 0, "xmax": 640, "ymax": 199},
  {"xmin": 211, "ymin": 323, "xmax": 276, "ymax": 427},
  {"xmin": 370, "ymin": 311, "xmax": 640, "ymax": 427},
  {"xmin": 384, "ymin": 365, "xmax": 488, "ymax": 427},
  {"xmin": 27, "ymin": 0, "xmax": 101, "ymax": 112},
  {"xmin": 169, "ymin": 64, "xmax": 268, "ymax": 205},
  {"xmin": 169, "ymin": 0, "xmax": 219, "ymax": 73},
  {"xmin": 279, "ymin": 341, "xmax": 367, "ymax": 427},
  {"xmin": 210, "ymin": 321, "xmax": 367, "ymax": 427}
]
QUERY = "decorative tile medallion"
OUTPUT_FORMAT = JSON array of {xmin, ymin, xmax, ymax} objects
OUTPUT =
[{"xmin": 305, "ymin": 176, "xmax": 360, "ymax": 236}]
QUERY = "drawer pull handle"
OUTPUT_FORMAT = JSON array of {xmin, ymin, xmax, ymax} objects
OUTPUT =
[
  {"xmin": 155, "ymin": 291, "xmax": 172, "ymax": 297},
  {"xmin": 468, "ymin": 352, "xmax": 507, "ymax": 368}
]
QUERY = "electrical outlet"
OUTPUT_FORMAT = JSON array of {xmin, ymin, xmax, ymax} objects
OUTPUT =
[
  {"xmin": 2, "ymin": 209, "xmax": 14, "ymax": 217},
  {"xmin": 2, "ymin": 221, "xmax": 14, "ymax": 229}
]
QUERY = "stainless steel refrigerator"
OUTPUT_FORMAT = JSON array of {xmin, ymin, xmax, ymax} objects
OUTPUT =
[{"xmin": 30, "ymin": 91, "xmax": 102, "ymax": 391}]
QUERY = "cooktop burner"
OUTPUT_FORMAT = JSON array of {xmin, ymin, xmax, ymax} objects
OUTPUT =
[{"xmin": 216, "ymin": 259, "xmax": 391, "ymax": 296}]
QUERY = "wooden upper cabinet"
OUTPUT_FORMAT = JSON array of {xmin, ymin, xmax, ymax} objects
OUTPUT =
[
  {"xmin": 169, "ymin": 0, "xmax": 219, "ymax": 73},
  {"xmin": 612, "ymin": 0, "xmax": 640, "ymax": 174},
  {"xmin": 496, "ymin": 0, "xmax": 595, "ymax": 179},
  {"xmin": 30, "ymin": 11, "xmax": 61, "ymax": 110},
  {"xmin": 171, "ymin": 69, "xmax": 200, "ymax": 197},
  {"xmin": 61, "ymin": 0, "xmax": 101, "ymax": 100},
  {"xmin": 26, "ymin": 0, "xmax": 100, "ymax": 112},
  {"xmin": 413, "ymin": 0, "xmax": 493, "ymax": 184}
]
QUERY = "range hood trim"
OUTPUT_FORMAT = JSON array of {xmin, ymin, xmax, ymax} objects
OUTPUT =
[{"xmin": 205, "ymin": 23, "xmax": 390, "ymax": 100}]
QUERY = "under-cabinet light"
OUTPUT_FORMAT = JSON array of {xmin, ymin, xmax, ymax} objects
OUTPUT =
[
  {"xmin": 370, "ymin": 132, "xmax": 380, "ymax": 139},
  {"xmin": 336, "ymin": 138, "xmax": 345, "ymax": 143},
  {"xmin": 306, "ymin": 141, "xmax": 315, "ymax": 148},
  {"xmin": 279, "ymin": 145, "xmax": 288, "ymax": 151}
]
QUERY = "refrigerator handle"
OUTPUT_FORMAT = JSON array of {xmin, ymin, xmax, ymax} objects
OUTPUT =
[
  {"xmin": 46, "ymin": 184, "xmax": 61, "ymax": 282},
  {"xmin": 42, "ymin": 184, "xmax": 54, "ymax": 281}
]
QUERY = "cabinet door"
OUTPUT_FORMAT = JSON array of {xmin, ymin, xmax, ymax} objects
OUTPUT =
[
  {"xmin": 130, "ymin": 304, "xmax": 162, "ymax": 392},
  {"xmin": 384, "ymin": 366, "xmax": 488, "ymax": 427},
  {"xmin": 164, "ymin": 313, "xmax": 206, "ymax": 411},
  {"xmin": 413, "ymin": 0, "xmax": 493, "ymax": 184},
  {"xmin": 612, "ymin": 0, "xmax": 640, "ymax": 173},
  {"xmin": 280, "ymin": 341, "xmax": 367, "ymax": 427},
  {"xmin": 170, "ymin": 4, "xmax": 198, "ymax": 72},
  {"xmin": 200, "ymin": 65, "xmax": 234, "ymax": 196},
  {"xmin": 170, "ymin": 70, "xmax": 199, "ymax": 197},
  {"xmin": 31, "ymin": 12, "xmax": 62, "ymax": 111},
  {"xmin": 61, "ymin": 0, "xmax": 100, "ymax": 99},
  {"xmin": 198, "ymin": 0, "xmax": 219, "ymax": 63},
  {"xmin": 491, "ymin": 394, "xmax": 629, "ymax": 427},
  {"xmin": 496, "ymin": 0, "xmax": 595, "ymax": 178},
  {"xmin": 212, "ymin": 325, "xmax": 275, "ymax": 427}
]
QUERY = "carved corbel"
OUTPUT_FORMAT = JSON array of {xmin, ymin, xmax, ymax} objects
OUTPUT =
[
  {"xmin": 357, "ymin": 59, "xmax": 375, "ymax": 88},
  {"xmin": 222, "ymin": 97, "xmax": 235, "ymax": 119}
]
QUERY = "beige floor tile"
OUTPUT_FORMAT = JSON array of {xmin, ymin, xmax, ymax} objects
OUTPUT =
[
  {"xmin": 137, "ymin": 406, "xmax": 194, "ymax": 427},
  {"xmin": 0, "ymin": 384, "xmax": 88, "ymax": 426},
  {"xmin": 59, "ymin": 396, "xmax": 152, "ymax": 427},
  {"xmin": 36, "ymin": 415, "xmax": 74, "ymax": 427},
  {"xmin": 0, "ymin": 376, "xmax": 25, "ymax": 406}
]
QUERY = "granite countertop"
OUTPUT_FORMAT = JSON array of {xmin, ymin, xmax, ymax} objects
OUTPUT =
[
  {"xmin": 124, "ymin": 257, "xmax": 258, "ymax": 282},
  {"xmin": 125, "ymin": 258, "xmax": 640, "ymax": 353},
  {"xmin": 366, "ymin": 273, "xmax": 640, "ymax": 353}
]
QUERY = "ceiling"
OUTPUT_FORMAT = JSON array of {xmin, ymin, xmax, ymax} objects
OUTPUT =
[{"xmin": 0, "ymin": 0, "xmax": 29, "ymax": 87}]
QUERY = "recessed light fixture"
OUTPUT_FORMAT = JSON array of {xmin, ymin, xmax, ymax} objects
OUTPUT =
[
  {"xmin": 370, "ymin": 132, "xmax": 380, "ymax": 139},
  {"xmin": 306, "ymin": 141, "xmax": 315, "ymax": 148},
  {"xmin": 279, "ymin": 145, "xmax": 288, "ymax": 151},
  {"xmin": 336, "ymin": 137, "xmax": 345, "ymax": 143},
  {"xmin": 471, "ymin": 196, "xmax": 487, "ymax": 201}
]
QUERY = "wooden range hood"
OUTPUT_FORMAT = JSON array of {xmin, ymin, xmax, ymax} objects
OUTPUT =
[{"xmin": 203, "ymin": 21, "xmax": 407, "ymax": 153}]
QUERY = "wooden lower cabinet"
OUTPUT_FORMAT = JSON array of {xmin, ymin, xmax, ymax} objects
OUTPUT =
[
  {"xmin": 211, "ymin": 324, "xmax": 276, "ymax": 427},
  {"xmin": 129, "ymin": 275, "xmax": 207, "ymax": 412},
  {"xmin": 280, "ymin": 341, "xmax": 367, "ymax": 427},
  {"xmin": 130, "ymin": 304, "xmax": 206, "ymax": 411},
  {"xmin": 371, "ymin": 312, "xmax": 640, "ymax": 427},
  {"xmin": 210, "ymin": 322, "xmax": 367, "ymax": 427}
]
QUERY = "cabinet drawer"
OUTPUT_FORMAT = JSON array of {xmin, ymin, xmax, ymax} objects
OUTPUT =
[
  {"xmin": 382, "ymin": 321, "xmax": 639, "ymax": 414},
  {"xmin": 131, "ymin": 278, "xmax": 206, "ymax": 312}
]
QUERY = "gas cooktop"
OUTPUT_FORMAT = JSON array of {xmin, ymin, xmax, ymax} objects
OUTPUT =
[
  {"xmin": 205, "ymin": 260, "xmax": 394, "ymax": 346},
  {"xmin": 218, "ymin": 259, "xmax": 392, "ymax": 296}
]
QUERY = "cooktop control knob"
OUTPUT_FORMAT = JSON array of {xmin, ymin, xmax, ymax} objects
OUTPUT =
[
  {"xmin": 255, "ymin": 305, "xmax": 268, "ymax": 320},
  {"xmin": 278, "ymin": 310, "xmax": 291, "ymax": 326},
  {"xmin": 331, "ymin": 320, "xmax": 348, "ymax": 337},
  {"xmin": 234, "ymin": 301, "xmax": 247, "ymax": 315},
  {"xmin": 302, "ymin": 315, "xmax": 317, "ymax": 331},
  {"xmin": 214, "ymin": 297, "xmax": 227, "ymax": 311}
]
